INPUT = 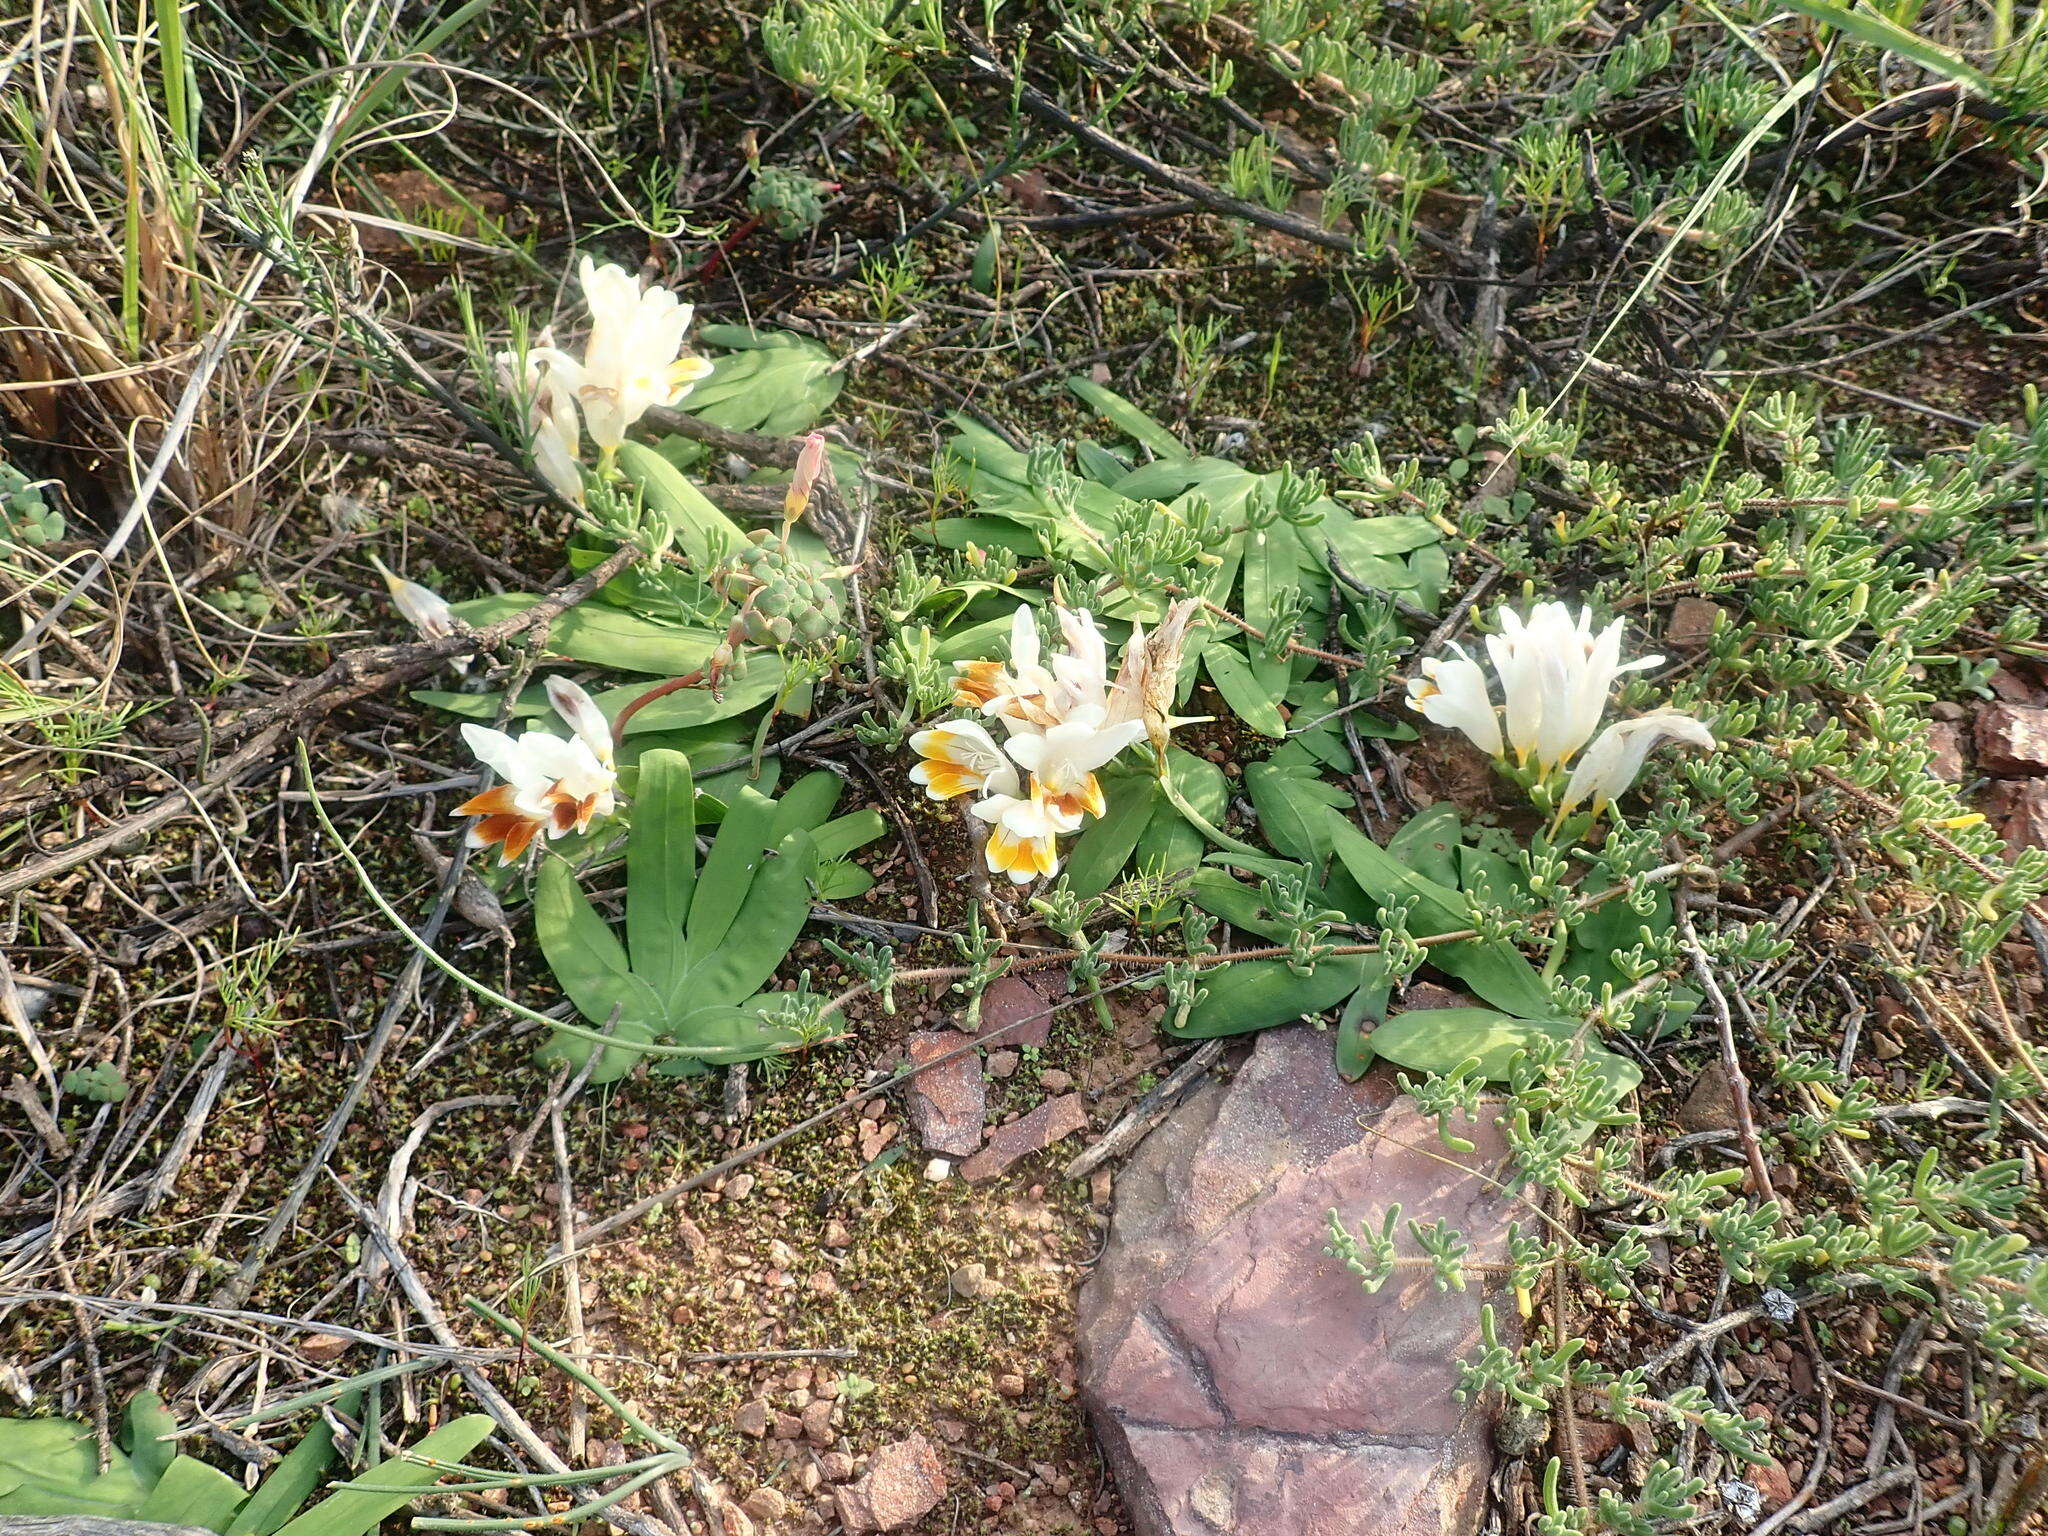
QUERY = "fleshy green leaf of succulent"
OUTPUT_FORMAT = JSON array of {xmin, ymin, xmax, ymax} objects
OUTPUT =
[{"xmin": 717, "ymin": 530, "xmax": 847, "ymax": 649}]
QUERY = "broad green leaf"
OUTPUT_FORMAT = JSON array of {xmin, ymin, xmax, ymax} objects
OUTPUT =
[
  {"xmin": 1064, "ymin": 377, "xmax": 1186, "ymax": 460},
  {"xmin": 1388, "ymin": 803, "xmax": 1463, "ymax": 890},
  {"xmin": 137, "ymin": 1455, "xmax": 247, "ymax": 1533},
  {"xmin": 535, "ymin": 1018, "xmax": 656, "ymax": 1085},
  {"xmin": 1325, "ymin": 813, "xmax": 1556, "ymax": 1019},
  {"xmin": 616, "ymin": 440, "xmax": 746, "ymax": 568},
  {"xmin": 1173, "ymin": 955, "xmax": 1371, "ymax": 1038},
  {"xmin": 1065, "ymin": 774, "xmax": 1161, "ymax": 897},
  {"xmin": 934, "ymin": 615, "xmax": 1016, "ymax": 663},
  {"xmin": 680, "ymin": 328, "xmax": 844, "ymax": 438},
  {"xmin": 769, "ymin": 769, "xmax": 845, "ymax": 837},
  {"xmin": 1366, "ymin": 1007, "xmax": 1642, "ymax": 1097},
  {"xmin": 627, "ymin": 751, "xmax": 697, "ymax": 1005},
  {"xmin": 1073, "ymin": 438, "xmax": 1131, "ymax": 483},
  {"xmin": 669, "ymin": 999, "xmax": 806, "ymax": 1062},
  {"xmin": 812, "ymin": 809, "xmax": 887, "ymax": 862},
  {"xmin": 0, "ymin": 1417, "xmax": 152, "ymax": 1517},
  {"xmin": 1204, "ymin": 645, "xmax": 1287, "ymax": 738},
  {"xmin": 1241, "ymin": 524, "xmax": 1301, "ymax": 639},
  {"xmin": 1335, "ymin": 965, "xmax": 1394, "ymax": 1079},
  {"xmin": 684, "ymin": 785, "xmax": 778, "ymax": 972},
  {"xmin": 815, "ymin": 861, "xmax": 876, "ymax": 901},
  {"xmin": 608, "ymin": 658, "xmax": 787, "ymax": 733},
  {"xmin": 227, "ymin": 1402, "xmax": 351, "ymax": 1536},
  {"xmin": 1187, "ymin": 866, "xmax": 1306, "ymax": 943},
  {"xmin": 534, "ymin": 859, "xmax": 666, "ymax": 1034},
  {"xmin": 123, "ymin": 1391, "xmax": 178, "ymax": 1488},
  {"xmin": 270, "ymin": 1414, "xmax": 494, "ymax": 1536},
  {"xmin": 1328, "ymin": 514, "xmax": 1439, "ymax": 556},
  {"xmin": 447, "ymin": 594, "xmax": 721, "ymax": 676},
  {"xmin": 688, "ymin": 830, "xmax": 819, "ymax": 1006},
  {"xmin": 1245, "ymin": 761, "xmax": 1347, "ymax": 864}
]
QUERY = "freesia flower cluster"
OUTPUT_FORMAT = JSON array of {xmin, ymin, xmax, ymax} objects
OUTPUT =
[
  {"xmin": 1406, "ymin": 600, "xmax": 1715, "ymax": 822},
  {"xmin": 498, "ymin": 257, "xmax": 714, "ymax": 505},
  {"xmin": 457, "ymin": 675, "xmax": 619, "ymax": 864},
  {"xmin": 912, "ymin": 601, "xmax": 1203, "ymax": 884}
]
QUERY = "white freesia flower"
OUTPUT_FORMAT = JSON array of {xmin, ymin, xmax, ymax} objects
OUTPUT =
[
  {"xmin": 1555, "ymin": 710, "xmax": 1717, "ymax": 822},
  {"xmin": 969, "ymin": 790, "xmax": 1064, "ymax": 884},
  {"xmin": 1405, "ymin": 644, "xmax": 1501, "ymax": 759},
  {"xmin": 1405, "ymin": 599, "xmax": 1714, "ymax": 824},
  {"xmin": 456, "ymin": 676, "xmax": 618, "ymax": 864},
  {"xmin": 497, "ymin": 343, "xmax": 587, "ymax": 506},
  {"xmin": 1484, "ymin": 602, "xmax": 1661, "ymax": 773},
  {"xmin": 954, "ymin": 603, "xmax": 1063, "ymax": 729},
  {"xmin": 367, "ymin": 554, "xmax": 459, "ymax": 642},
  {"xmin": 1002, "ymin": 705, "xmax": 1148, "ymax": 831},
  {"xmin": 925, "ymin": 601, "xmax": 1200, "ymax": 885},
  {"xmin": 908, "ymin": 719, "xmax": 1021, "ymax": 803},
  {"xmin": 552, "ymin": 257, "xmax": 714, "ymax": 453}
]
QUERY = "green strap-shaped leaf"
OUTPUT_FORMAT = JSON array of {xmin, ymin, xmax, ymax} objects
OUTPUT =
[
  {"xmin": 669, "ymin": 998, "xmax": 808, "ymax": 1062},
  {"xmin": 769, "ymin": 769, "xmax": 845, "ymax": 838},
  {"xmin": 684, "ymin": 784, "xmax": 779, "ymax": 972},
  {"xmin": 1325, "ymin": 813, "xmax": 1556, "ymax": 1020},
  {"xmin": 1388, "ymin": 803, "xmax": 1464, "ymax": 890},
  {"xmin": 271, "ymin": 1414, "xmax": 494, "ymax": 1536},
  {"xmin": 1065, "ymin": 774, "xmax": 1161, "ymax": 897},
  {"xmin": 1172, "ymin": 955, "xmax": 1371, "ymax": 1038},
  {"xmin": 1245, "ymin": 762, "xmax": 1347, "ymax": 864},
  {"xmin": 627, "ymin": 750, "xmax": 697, "ymax": 1006},
  {"xmin": 122, "ymin": 1392, "xmax": 178, "ymax": 1488},
  {"xmin": 688, "ymin": 830, "xmax": 819, "ymax": 1007},
  {"xmin": 534, "ymin": 858, "xmax": 666, "ymax": 1033},
  {"xmin": 1367, "ymin": 1007, "xmax": 1642, "ymax": 1097},
  {"xmin": 1775, "ymin": 0, "xmax": 1995, "ymax": 94},
  {"xmin": 812, "ymin": 809, "xmax": 888, "ymax": 862},
  {"xmin": 225, "ymin": 1395, "xmax": 354, "ymax": 1536},
  {"xmin": 137, "ymin": 1456, "xmax": 248, "ymax": 1534},
  {"xmin": 616, "ymin": 440, "xmax": 746, "ymax": 568},
  {"xmin": 446, "ymin": 594, "xmax": 721, "ymax": 676},
  {"xmin": 1204, "ymin": 645, "xmax": 1287, "ymax": 738},
  {"xmin": 1064, "ymin": 376, "xmax": 1187, "ymax": 460}
]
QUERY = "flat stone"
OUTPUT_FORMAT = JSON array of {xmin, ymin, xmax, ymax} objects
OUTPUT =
[
  {"xmin": 1666, "ymin": 597, "xmax": 1723, "ymax": 649},
  {"xmin": 902, "ymin": 1029, "xmax": 986, "ymax": 1157},
  {"xmin": 974, "ymin": 974, "xmax": 1056, "ymax": 1048},
  {"xmin": 960, "ymin": 1094, "xmax": 1088, "ymax": 1183},
  {"xmin": 1975, "ymin": 704, "xmax": 2048, "ymax": 776},
  {"xmin": 1077, "ymin": 1026, "xmax": 1517, "ymax": 1536},
  {"xmin": 833, "ymin": 1433, "xmax": 948, "ymax": 1532},
  {"xmin": 1928, "ymin": 722, "xmax": 1966, "ymax": 783},
  {"xmin": 1677, "ymin": 1060, "xmax": 1740, "ymax": 1134},
  {"xmin": 1985, "ymin": 779, "xmax": 2048, "ymax": 856}
]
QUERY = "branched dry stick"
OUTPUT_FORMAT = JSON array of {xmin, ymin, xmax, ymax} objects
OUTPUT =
[{"xmin": 0, "ymin": 544, "xmax": 640, "ymax": 900}]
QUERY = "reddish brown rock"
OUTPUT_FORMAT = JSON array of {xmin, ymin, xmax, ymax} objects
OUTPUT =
[
  {"xmin": 974, "ymin": 975, "xmax": 1057, "ymax": 1048},
  {"xmin": 901, "ymin": 1029, "xmax": 986, "ymax": 1157},
  {"xmin": 1077, "ymin": 1027, "xmax": 1517, "ymax": 1536},
  {"xmin": 1985, "ymin": 778, "xmax": 2048, "ymax": 856},
  {"xmin": 960, "ymin": 1094, "xmax": 1088, "ymax": 1183},
  {"xmin": 1666, "ymin": 597, "xmax": 1723, "ymax": 649},
  {"xmin": 1975, "ymin": 704, "xmax": 2048, "ymax": 776},
  {"xmin": 1928, "ymin": 722, "xmax": 1966, "ymax": 783},
  {"xmin": 833, "ymin": 1433, "xmax": 948, "ymax": 1532},
  {"xmin": 733, "ymin": 1399, "xmax": 770, "ymax": 1438}
]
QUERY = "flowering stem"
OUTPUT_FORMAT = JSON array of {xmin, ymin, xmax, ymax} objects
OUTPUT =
[
  {"xmin": 609, "ymin": 667, "xmax": 710, "ymax": 747},
  {"xmin": 1159, "ymin": 765, "xmax": 1263, "ymax": 856}
]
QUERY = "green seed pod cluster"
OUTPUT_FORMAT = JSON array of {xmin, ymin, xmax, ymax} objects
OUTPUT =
[
  {"xmin": 0, "ymin": 462, "xmax": 64, "ymax": 548},
  {"xmin": 720, "ymin": 530, "xmax": 843, "ymax": 648}
]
